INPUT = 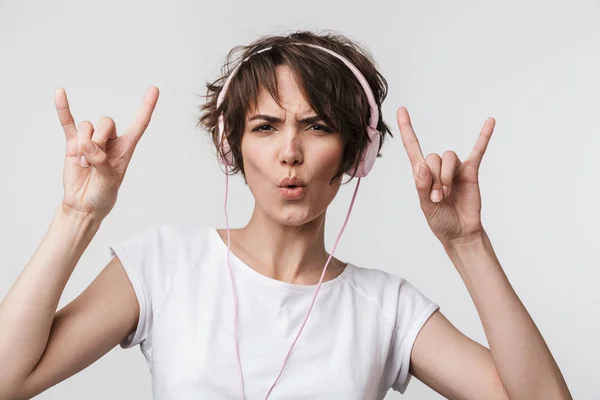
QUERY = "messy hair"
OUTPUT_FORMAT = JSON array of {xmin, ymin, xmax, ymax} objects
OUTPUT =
[{"xmin": 197, "ymin": 30, "xmax": 393, "ymax": 184}]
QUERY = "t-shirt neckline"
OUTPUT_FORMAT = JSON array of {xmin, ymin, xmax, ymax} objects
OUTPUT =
[{"xmin": 209, "ymin": 227, "xmax": 352, "ymax": 292}]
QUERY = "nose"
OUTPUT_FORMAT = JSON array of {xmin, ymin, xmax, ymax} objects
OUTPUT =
[{"xmin": 279, "ymin": 132, "xmax": 303, "ymax": 167}]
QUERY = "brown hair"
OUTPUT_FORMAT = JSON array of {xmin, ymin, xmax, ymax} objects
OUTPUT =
[{"xmin": 196, "ymin": 30, "xmax": 393, "ymax": 184}]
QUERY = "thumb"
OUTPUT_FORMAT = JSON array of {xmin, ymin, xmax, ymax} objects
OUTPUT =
[
  {"xmin": 415, "ymin": 163, "xmax": 435, "ymax": 210},
  {"xmin": 82, "ymin": 140, "xmax": 112, "ymax": 176}
]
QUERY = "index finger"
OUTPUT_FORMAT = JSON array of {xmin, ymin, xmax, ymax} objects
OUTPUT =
[
  {"xmin": 397, "ymin": 107, "xmax": 425, "ymax": 171},
  {"xmin": 124, "ymin": 86, "xmax": 160, "ymax": 144},
  {"xmin": 54, "ymin": 88, "xmax": 77, "ymax": 140}
]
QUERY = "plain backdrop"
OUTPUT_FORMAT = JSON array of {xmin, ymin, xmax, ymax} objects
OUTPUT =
[{"xmin": 1, "ymin": 0, "xmax": 599, "ymax": 398}]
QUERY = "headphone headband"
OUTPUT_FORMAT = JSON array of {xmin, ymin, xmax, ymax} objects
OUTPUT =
[{"xmin": 216, "ymin": 42, "xmax": 381, "ymax": 178}]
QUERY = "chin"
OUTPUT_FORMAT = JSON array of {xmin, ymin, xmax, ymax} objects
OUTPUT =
[
  {"xmin": 277, "ymin": 210, "xmax": 313, "ymax": 227},
  {"xmin": 269, "ymin": 204, "xmax": 318, "ymax": 227}
]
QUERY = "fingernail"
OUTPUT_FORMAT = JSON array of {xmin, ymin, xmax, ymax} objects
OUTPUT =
[
  {"xmin": 442, "ymin": 185, "xmax": 449, "ymax": 197},
  {"xmin": 431, "ymin": 189, "xmax": 442, "ymax": 202},
  {"xmin": 80, "ymin": 155, "xmax": 89, "ymax": 167}
]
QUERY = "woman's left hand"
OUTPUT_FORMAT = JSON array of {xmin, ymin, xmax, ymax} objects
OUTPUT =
[{"xmin": 397, "ymin": 107, "xmax": 496, "ymax": 247}]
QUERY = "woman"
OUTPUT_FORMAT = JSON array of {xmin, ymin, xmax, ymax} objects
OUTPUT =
[{"xmin": 0, "ymin": 31, "xmax": 571, "ymax": 399}]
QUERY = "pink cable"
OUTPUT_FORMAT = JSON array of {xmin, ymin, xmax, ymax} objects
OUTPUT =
[
  {"xmin": 224, "ymin": 172, "xmax": 246, "ymax": 398},
  {"xmin": 224, "ymin": 172, "xmax": 362, "ymax": 400}
]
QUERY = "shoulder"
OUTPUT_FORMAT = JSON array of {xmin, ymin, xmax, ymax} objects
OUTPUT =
[
  {"xmin": 344, "ymin": 262, "xmax": 433, "ymax": 325},
  {"xmin": 113, "ymin": 223, "xmax": 215, "ymax": 249},
  {"xmin": 108, "ymin": 224, "xmax": 219, "ymax": 308},
  {"xmin": 109, "ymin": 223, "xmax": 217, "ymax": 276},
  {"xmin": 346, "ymin": 262, "xmax": 418, "ymax": 298},
  {"xmin": 132, "ymin": 223, "xmax": 213, "ymax": 242}
]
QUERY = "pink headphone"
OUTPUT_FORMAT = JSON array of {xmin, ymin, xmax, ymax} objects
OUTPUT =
[
  {"xmin": 216, "ymin": 42, "xmax": 381, "ymax": 178},
  {"xmin": 215, "ymin": 42, "xmax": 381, "ymax": 399}
]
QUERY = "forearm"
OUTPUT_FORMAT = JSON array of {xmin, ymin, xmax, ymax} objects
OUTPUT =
[
  {"xmin": 443, "ymin": 230, "xmax": 571, "ymax": 400},
  {"xmin": 0, "ymin": 205, "xmax": 101, "ymax": 390}
]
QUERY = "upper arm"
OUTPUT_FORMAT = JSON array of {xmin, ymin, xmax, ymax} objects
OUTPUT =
[
  {"xmin": 13, "ymin": 255, "xmax": 139, "ymax": 399},
  {"xmin": 409, "ymin": 310, "xmax": 509, "ymax": 400}
]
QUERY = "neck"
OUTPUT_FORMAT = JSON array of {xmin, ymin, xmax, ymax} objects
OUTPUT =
[{"xmin": 224, "ymin": 204, "xmax": 345, "ymax": 285}]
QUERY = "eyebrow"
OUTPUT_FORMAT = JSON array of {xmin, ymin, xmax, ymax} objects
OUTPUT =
[{"xmin": 248, "ymin": 114, "xmax": 324, "ymax": 124}]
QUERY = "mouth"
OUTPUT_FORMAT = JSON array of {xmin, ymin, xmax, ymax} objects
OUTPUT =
[
  {"xmin": 279, "ymin": 185, "xmax": 306, "ymax": 200},
  {"xmin": 277, "ymin": 176, "xmax": 307, "ymax": 200},
  {"xmin": 278, "ymin": 176, "xmax": 306, "ymax": 188}
]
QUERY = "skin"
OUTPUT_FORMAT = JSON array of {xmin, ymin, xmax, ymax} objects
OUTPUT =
[
  {"xmin": 59, "ymin": 86, "xmax": 160, "ymax": 219},
  {"xmin": 393, "ymin": 107, "xmax": 572, "ymax": 399},
  {"xmin": 0, "ymin": 61, "xmax": 571, "ymax": 399},
  {"xmin": 217, "ymin": 64, "xmax": 572, "ymax": 399},
  {"xmin": 216, "ymin": 65, "xmax": 348, "ymax": 285},
  {"xmin": 0, "ymin": 86, "xmax": 160, "ymax": 399}
]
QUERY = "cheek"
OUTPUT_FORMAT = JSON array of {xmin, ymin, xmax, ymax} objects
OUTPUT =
[
  {"xmin": 241, "ymin": 138, "xmax": 267, "ymax": 173},
  {"xmin": 240, "ymin": 139, "xmax": 274, "ymax": 199},
  {"xmin": 313, "ymin": 141, "xmax": 344, "ymax": 175},
  {"xmin": 306, "ymin": 142, "xmax": 343, "ymax": 204}
]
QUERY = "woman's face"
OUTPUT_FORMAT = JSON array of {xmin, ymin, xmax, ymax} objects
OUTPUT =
[{"xmin": 240, "ymin": 64, "xmax": 344, "ymax": 227}]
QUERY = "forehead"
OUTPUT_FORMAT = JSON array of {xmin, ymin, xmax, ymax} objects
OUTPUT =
[{"xmin": 249, "ymin": 64, "xmax": 314, "ymax": 116}]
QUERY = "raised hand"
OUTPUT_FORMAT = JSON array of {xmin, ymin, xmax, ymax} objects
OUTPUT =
[
  {"xmin": 56, "ymin": 87, "xmax": 159, "ymax": 220},
  {"xmin": 397, "ymin": 107, "xmax": 495, "ymax": 246}
]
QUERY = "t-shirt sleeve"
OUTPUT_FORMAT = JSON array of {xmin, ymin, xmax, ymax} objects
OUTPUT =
[
  {"xmin": 390, "ymin": 278, "xmax": 440, "ymax": 394},
  {"xmin": 109, "ymin": 225, "xmax": 172, "ymax": 350}
]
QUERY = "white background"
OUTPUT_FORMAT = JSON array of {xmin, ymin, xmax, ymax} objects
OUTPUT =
[{"xmin": 0, "ymin": 0, "xmax": 598, "ymax": 398}]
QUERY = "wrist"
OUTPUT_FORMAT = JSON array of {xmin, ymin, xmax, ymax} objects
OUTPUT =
[
  {"xmin": 442, "ymin": 230, "xmax": 491, "ymax": 267},
  {"xmin": 56, "ymin": 204, "xmax": 103, "ymax": 233},
  {"xmin": 442, "ymin": 230, "xmax": 499, "ymax": 276},
  {"xmin": 442, "ymin": 230, "xmax": 488, "ymax": 252}
]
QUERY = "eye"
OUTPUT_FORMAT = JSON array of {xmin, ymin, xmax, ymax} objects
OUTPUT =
[
  {"xmin": 251, "ymin": 123, "xmax": 334, "ymax": 134},
  {"xmin": 309, "ymin": 124, "xmax": 334, "ymax": 133},
  {"xmin": 252, "ymin": 124, "xmax": 275, "ymax": 133}
]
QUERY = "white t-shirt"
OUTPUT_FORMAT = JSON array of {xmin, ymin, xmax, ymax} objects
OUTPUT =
[{"xmin": 109, "ymin": 225, "xmax": 439, "ymax": 400}]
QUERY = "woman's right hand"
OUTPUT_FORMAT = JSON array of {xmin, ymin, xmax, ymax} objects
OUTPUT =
[{"xmin": 55, "ymin": 86, "xmax": 160, "ymax": 221}]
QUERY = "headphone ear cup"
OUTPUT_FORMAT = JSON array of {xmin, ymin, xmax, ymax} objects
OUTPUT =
[
  {"xmin": 219, "ymin": 136, "xmax": 234, "ymax": 167},
  {"xmin": 354, "ymin": 127, "xmax": 380, "ymax": 178},
  {"xmin": 217, "ymin": 114, "xmax": 234, "ymax": 167}
]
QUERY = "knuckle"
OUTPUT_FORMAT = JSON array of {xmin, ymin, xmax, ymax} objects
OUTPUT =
[
  {"xmin": 425, "ymin": 153, "xmax": 441, "ymax": 163},
  {"xmin": 442, "ymin": 150, "xmax": 457, "ymax": 159},
  {"xmin": 60, "ymin": 117, "xmax": 74, "ymax": 127},
  {"xmin": 77, "ymin": 121, "xmax": 94, "ymax": 133},
  {"xmin": 99, "ymin": 116, "xmax": 115, "ymax": 127}
]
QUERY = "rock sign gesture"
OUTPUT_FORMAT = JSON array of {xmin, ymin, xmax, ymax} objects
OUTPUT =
[
  {"xmin": 56, "ymin": 87, "xmax": 160, "ymax": 220},
  {"xmin": 397, "ymin": 107, "xmax": 496, "ymax": 246}
]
